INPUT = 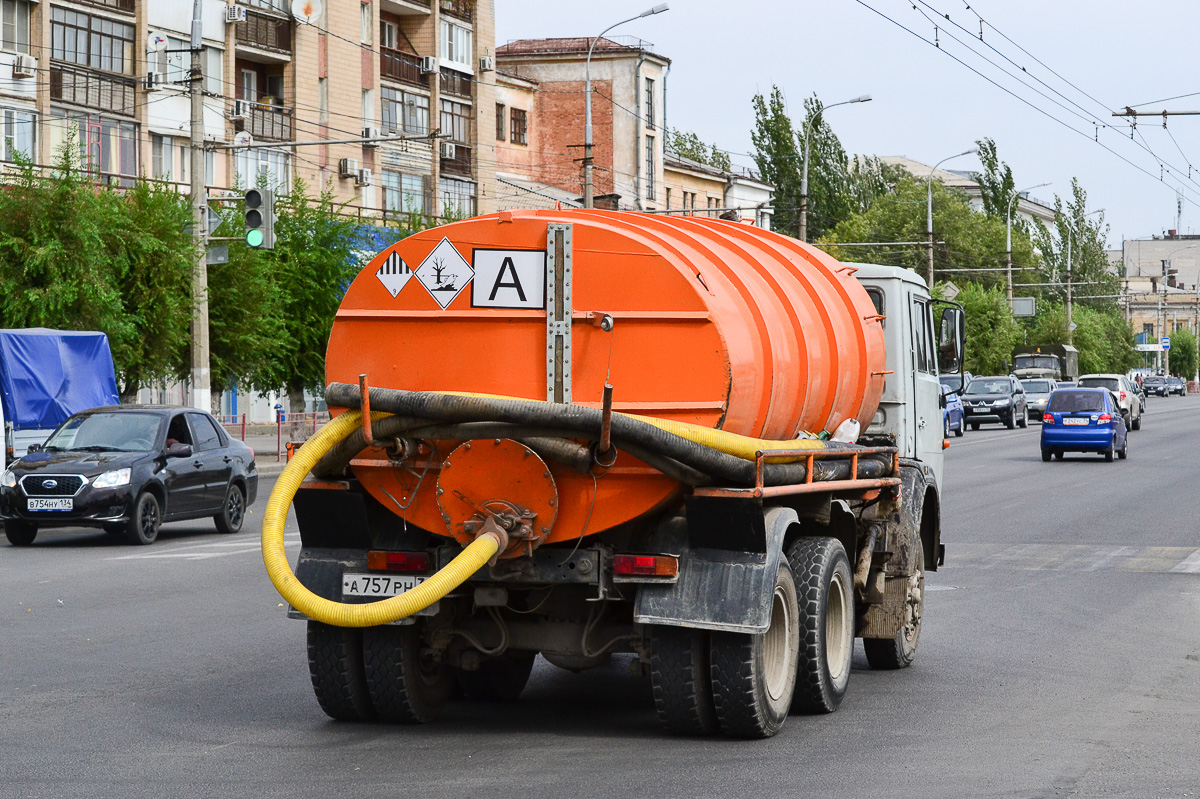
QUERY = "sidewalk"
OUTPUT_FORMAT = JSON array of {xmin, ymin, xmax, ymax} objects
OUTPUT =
[{"xmin": 244, "ymin": 432, "xmax": 314, "ymax": 477}]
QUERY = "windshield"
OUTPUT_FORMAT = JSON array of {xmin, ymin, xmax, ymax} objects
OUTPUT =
[
  {"xmin": 1145, "ymin": 377, "xmax": 1166, "ymax": 385},
  {"xmin": 1048, "ymin": 391, "xmax": 1105, "ymax": 413},
  {"xmin": 965, "ymin": 379, "xmax": 1011, "ymax": 395},
  {"xmin": 1015, "ymin": 355, "xmax": 1058, "ymax": 370},
  {"xmin": 44, "ymin": 412, "xmax": 162, "ymax": 453},
  {"xmin": 1079, "ymin": 377, "xmax": 1119, "ymax": 392},
  {"xmin": 940, "ymin": 374, "xmax": 963, "ymax": 392},
  {"xmin": 1021, "ymin": 380, "xmax": 1053, "ymax": 393}
]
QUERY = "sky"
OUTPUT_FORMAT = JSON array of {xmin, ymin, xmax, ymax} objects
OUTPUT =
[{"xmin": 496, "ymin": 0, "xmax": 1200, "ymax": 248}]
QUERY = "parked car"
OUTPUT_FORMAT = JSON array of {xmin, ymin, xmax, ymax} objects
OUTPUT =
[
  {"xmin": 938, "ymin": 371, "xmax": 973, "ymax": 394},
  {"xmin": 1077, "ymin": 374, "xmax": 1142, "ymax": 430},
  {"xmin": 1020, "ymin": 378, "xmax": 1057, "ymax": 420},
  {"xmin": 1142, "ymin": 376, "xmax": 1169, "ymax": 397},
  {"xmin": 961, "ymin": 375, "xmax": 1029, "ymax": 430},
  {"xmin": 942, "ymin": 384, "xmax": 965, "ymax": 437},
  {"xmin": 1040, "ymin": 388, "xmax": 1128, "ymax": 462},
  {"xmin": 0, "ymin": 406, "xmax": 258, "ymax": 546},
  {"xmin": 1167, "ymin": 376, "xmax": 1188, "ymax": 396}
]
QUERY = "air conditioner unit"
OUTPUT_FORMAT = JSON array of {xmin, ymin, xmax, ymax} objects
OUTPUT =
[
  {"xmin": 356, "ymin": 168, "xmax": 372, "ymax": 186},
  {"xmin": 228, "ymin": 99, "xmax": 249, "ymax": 120},
  {"xmin": 478, "ymin": 56, "xmax": 494, "ymax": 72},
  {"xmin": 338, "ymin": 157, "xmax": 359, "ymax": 178},
  {"xmin": 142, "ymin": 70, "xmax": 165, "ymax": 91},
  {"xmin": 439, "ymin": 142, "xmax": 456, "ymax": 160},
  {"xmin": 225, "ymin": 5, "xmax": 246, "ymax": 23},
  {"xmin": 362, "ymin": 126, "xmax": 381, "ymax": 147},
  {"xmin": 419, "ymin": 56, "xmax": 438, "ymax": 74},
  {"xmin": 11, "ymin": 54, "xmax": 36, "ymax": 79}
]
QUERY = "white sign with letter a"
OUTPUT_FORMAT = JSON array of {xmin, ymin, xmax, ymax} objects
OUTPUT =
[{"xmin": 472, "ymin": 249, "xmax": 546, "ymax": 309}]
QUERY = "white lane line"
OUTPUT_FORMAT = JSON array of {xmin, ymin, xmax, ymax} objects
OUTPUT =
[
  {"xmin": 104, "ymin": 534, "xmax": 299, "ymax": 561},
  {"xmin": 1083, "ymin": 546, "xmax": 1139, "ymax": 571},
  {"xmin": 1169, "ymin": 549, "xmax": 1200, "ymax": 573}
]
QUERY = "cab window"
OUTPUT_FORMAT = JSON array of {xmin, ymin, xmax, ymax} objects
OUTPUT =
[{"xmin": 187, "ymin": 413, "xmax": 222, "ymax": 452}]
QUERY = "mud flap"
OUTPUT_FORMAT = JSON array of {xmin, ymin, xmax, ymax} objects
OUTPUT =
[{"xmin": 634, "ymin": 504, "xmax": 797, "ymax": 634}]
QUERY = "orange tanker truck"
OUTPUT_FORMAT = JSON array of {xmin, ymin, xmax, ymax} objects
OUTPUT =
[{"xmin": 261, "ymin": 209, "xmax": 965, "ymax": 738}]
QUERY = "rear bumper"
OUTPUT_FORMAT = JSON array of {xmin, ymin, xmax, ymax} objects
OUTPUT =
[{"xmin": 1041, "ymin": 429, "xmax": 1116, "ymax": 451}]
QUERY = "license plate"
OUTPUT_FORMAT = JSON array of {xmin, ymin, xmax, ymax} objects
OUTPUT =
[
  {"xmin": 27, "ymin": 497, "xmax": 72, "ymax": 511},
  {"xmin": 342, "ymin": 573, "xmax": 426, "ymax": 598},
  {"xmin": 1063, "ymin": 417, "xmax": 1089, "ymax": 426}
]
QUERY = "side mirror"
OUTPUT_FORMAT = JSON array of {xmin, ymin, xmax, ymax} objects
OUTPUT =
[
  {"xmin": 165, "ymin": 443, "xmax": 193, "ymax": 458},
  {"xmin": 27, "ymin": 443, "xmax": 41, "ymax": 454},
  {"xmin": 934, "ymin": 302, "xmax": 965, "ymax": 375}
]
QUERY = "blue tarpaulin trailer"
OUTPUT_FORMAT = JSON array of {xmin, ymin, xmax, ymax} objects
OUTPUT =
[{"xmin": 0, "ymin": 329, "xmax": 119, "ymax": 466}]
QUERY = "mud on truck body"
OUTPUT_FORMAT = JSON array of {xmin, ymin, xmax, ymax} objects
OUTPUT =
[{"xmin": 264, "ymin": 211, "xmax": 964, "ymax": 739}]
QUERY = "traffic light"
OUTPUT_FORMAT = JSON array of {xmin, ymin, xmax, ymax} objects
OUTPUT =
[{"xmin": 243, "ymin": 187, "xmax": 275, "ymax": 249}]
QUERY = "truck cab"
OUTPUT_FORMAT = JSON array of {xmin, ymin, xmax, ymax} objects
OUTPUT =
[{"xmin": 855, "ymin": 264, "xmax": 963, "ymax": 492}]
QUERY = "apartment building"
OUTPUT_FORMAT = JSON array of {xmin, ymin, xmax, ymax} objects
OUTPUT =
[{"xmin": 0, "ymin": 0, "xmax": 497, "ymax": 221}]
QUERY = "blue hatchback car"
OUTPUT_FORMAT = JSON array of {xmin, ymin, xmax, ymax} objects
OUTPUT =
[
  {"xmin": 941, "ymin": 384, "xmax": 964, "ymax": 437},
  {"xmin": 1040, "ymin": 388, "xmax": 1128, "ymax": 462}
]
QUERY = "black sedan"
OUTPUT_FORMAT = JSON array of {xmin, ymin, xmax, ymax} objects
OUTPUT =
[
  {"xmin": 1142, "ymin": 376, "xmax": 1169, "ymax": 397},
  {"xmin": 1, "ymin": 406, "xmax": 257, "ymax": 546}
]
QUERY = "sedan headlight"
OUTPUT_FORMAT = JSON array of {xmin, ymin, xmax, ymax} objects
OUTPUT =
[
  {"xmin": 92, "ymin": 468, "xmax": 131, "ymax": 489},
  {"xmin": 993, "ymin": 398, "xmax": 1011, "ymax": 406},
  {"xmin": 1, "ymin": 469, "xmax": 14, "ymax": 488}
]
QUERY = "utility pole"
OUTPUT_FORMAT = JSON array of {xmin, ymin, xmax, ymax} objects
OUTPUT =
[
  {"xmin": 430, "ymin": 2, "xmax": 441, "ymax": 218},
  {"xmin": 1066, "ymin": 230, "xmax": 1073, "ymax": 346},
  {"xmin": 189, "ymin": 0, "xmax": 209, "ymax": 412}
]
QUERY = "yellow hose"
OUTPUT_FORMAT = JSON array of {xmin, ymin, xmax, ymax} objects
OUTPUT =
[{"xmin": 261, "ymin": 409, "xmax": 499, "ymax": 628}]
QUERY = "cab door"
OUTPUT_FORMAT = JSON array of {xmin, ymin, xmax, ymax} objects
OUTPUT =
[{"xmin": 910, "ymin": 296, "xmax": 944, "ymax": 482}]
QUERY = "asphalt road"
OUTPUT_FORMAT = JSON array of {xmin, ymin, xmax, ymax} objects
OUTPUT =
[{"xmin": 3, "ymin": 395, "xmax": 1198, "ymax": 798}]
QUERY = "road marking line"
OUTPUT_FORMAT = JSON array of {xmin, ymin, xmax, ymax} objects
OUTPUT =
[
  {"xmin": 107, "ymin": 547, "xmax": 264, "ymax": 561},
  {"xmin": 1083, "ymin": 546, "xmax": 1139, "ymax": 571},
  {"xmin": 1169, "ymin": 549, "xmax": 1200, "ymax": 573}
]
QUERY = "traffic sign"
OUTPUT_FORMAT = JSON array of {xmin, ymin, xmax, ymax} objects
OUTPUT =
[{"xmin": 1162, "ymin": 336, "xmax": 1171, "ymax": 350}]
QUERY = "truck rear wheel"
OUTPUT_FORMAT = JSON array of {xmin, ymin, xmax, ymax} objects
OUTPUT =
[
  {"xmin": 457, "ymin": 651, "xmax": 536, "ymax": 702},
  {"xmin": 362, "ymin": 625, "xmax": 453, "ymax": 723},
  {"xmin": 650, "ymin": 625, "xmax": 719, "ymax": 735},
  {"xmin": 709, "ymin": 561, "xmax": 799, "ymax": 738},
  {"xmin": 789, "ymin": 537, "xmax": 854, "ymax": 713},
  {"xmin": 864, "ymin": 542, "xmax": 925, "ymax": 670},
  {"xmin": 306, "ymin": 621, "xmax": 375, "ymax": 722}
]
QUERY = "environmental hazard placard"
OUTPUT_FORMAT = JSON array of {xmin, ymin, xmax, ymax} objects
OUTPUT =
[
  {"xmin": 415, "ymin": 238, "xmax": 473, "ymax": 309},
  {"xmin": 471, "ymin": 249, "xmax": 546, "ymax": 309}
]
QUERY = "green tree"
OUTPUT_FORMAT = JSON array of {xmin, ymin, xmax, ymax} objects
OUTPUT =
[
  {"xmin": 751, "ymin": 86, "xmax": 803, "ymax": 237},
  {"xmin": 667, "ymin": 129, "xmax": 731, "ymax": 171},
  {"xmin": 974, "ymin": 137, "xmax": 1016, "ymax": 219},
  {"xmin": 1168, "ymin": 324, "xmax": 1196, "ymax": 379},
  {"xmin": 1031, "ymin": 179, "xmax": 1118, "ymax": 311},
  {"xmin": 954, "ymin": 282, "xmax": 1022, "ymax": 374}
]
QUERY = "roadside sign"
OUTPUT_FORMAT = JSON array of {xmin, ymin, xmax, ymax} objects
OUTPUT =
[
  {"xmin": 1136, "ymin": 343, "xmax": 1163, "ymax": 352},
  {"xmin": 942, "ymin": 281, "xmax": 960, "ymax": 301},
  {"xmin": 1010, "ymin": 297, "xmax": 1036, "ymax": 317},
  {"xmin": 206, "ymin": 244, "xmax": 229, "ymax": 265},
  {"xmin": 1162, "ymin": 336, "xmax": 1171, "ymax": 350}
]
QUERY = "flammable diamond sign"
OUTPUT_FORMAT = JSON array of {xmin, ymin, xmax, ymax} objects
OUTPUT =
[{"xmin": 415, "ymin": 238, "xmax": 473, "ymax": 309}]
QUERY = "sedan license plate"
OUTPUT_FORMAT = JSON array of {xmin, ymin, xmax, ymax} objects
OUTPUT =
[
  {"xmin": 27, "ymin": 497, "xmax": 72, "ymax": 511},
  {"xmin": 1063, "ymin": 417, "xmax": 1089, "ymax": 426},
  {"xmin": 342, "ymin": 573, "xmax": 426, "ymax": 598}
]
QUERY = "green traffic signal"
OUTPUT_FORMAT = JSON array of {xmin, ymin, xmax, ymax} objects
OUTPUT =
[
  {"xmin": 246, "ymin": 228, "xmax": 264, "ymax": 247},
  {"xmin": 243, "ymin": 187, "xmax": 275, "ymax": 249}
]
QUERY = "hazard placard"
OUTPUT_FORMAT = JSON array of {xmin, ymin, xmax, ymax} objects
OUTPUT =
[
  {"xmin": 471, "ymin": 249, "xmax": 546, "ymax": 309},
  {"xmin": 375, "ymin": 249, "xmax": 413, "ymax": 298}
]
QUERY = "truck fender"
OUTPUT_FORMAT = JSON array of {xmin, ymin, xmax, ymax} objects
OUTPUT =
[
  {"xmin": 898, "ymin": 462, "xmax": 942, "ymax": 573},
  {"xmin": 634, "ymin": 505, "xmax": 796, "ymax": 634}
]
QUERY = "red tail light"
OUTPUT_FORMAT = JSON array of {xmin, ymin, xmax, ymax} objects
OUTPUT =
[
  {"xmin": 367, "ymin": 550, "xmax": 430, "ymax": 572},
  {"xmin": 1043, "ymin": 413, "xmax": 1054, "ymax": 424},
  {"xmin": 1098, "ymin": 413, "xmax": 1112, "ymax": 423},
  {"xmin": 1120, "ymin": 391, "xmax": 1127, "ymax": 400},
  {"xmin": 613, "ymin": 554, "xmax": 679, "ymax": 577}
]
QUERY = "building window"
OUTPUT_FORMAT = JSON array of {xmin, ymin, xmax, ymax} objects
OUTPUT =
[
  {"xmin": 708, "ymin": 196, "xmax": 718, "ymax": 217},
  {"xmin": 509, "ymin": 108, "xmax": 527, "ymax": 145},
  {"xmin": 665, "ymin": 187, "xmax": 671, "ymax": 210},
  {"xmin": 379, "ymin": 20, "xmax": 397, "ymax": 50},
  {"xmin": 360, "ymin": 2, "xmax": 372, "ymax": 43},
  {"xmin": 383, "ymin": 169, "xmax": 427, "ymax": 215},
  {"xmin": 644, "ymin": 77, "xmax": 655, "ymax": 130},
  {"xmin": 240, "ymin": 69, "xmax": 258, "ymax": 103},
  {"xmin": 155, "ymin": 36, "xmax": 222, "ymax": 92},
  {"xmin": 1143, "ymin": 322, "xmax": 1155, "ymax": 337},
  {"xmin": 51, "ymin": 8, "xmax": 134, "ymax": 75},
  {"xmin": 1, "ymin": 0, "xmax": 31, "ymax": 54},
  {"xmin": 440, "ymin": 98, "xmax": 471, "ymax": 143},
  {"xmin": 495, "ymin": 103, "xmax": 505, "ymax": 140},
  {"xmin": 362, "ymin": 88, "xmax": 374, "ymax": 128},
  {"xmin": 439, "ymin": 20, "xmax": 472, "ymax": 72},
  {"xmin": 1, "ymin": 107, "xmax": 34, "ymax": 162},
  {"xmin": 152, "ymin": 133, "xmax": 189, "ymax": 182},
  {"xmin": 439, "ymin": 176, "xmax": 476, "ymax": 218},
  {"xmin": 235, "ymin": 147, "xmax": 289, "ymax": 190},
  {"xmin": 49, "ymin": 111, "xmax": 138, "ymax": 185},
  {"xmin": 645, "ymin": 135, "xmax": 655, "ymax": 199},
  {"xmin": 382, "ymin": 87, "xmax": 428, "ymax": 135}
]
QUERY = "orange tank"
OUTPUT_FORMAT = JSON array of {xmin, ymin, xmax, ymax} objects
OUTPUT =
[{"xmin": 325, "ymin": 209, "xmax": 886, "ymax": 543}]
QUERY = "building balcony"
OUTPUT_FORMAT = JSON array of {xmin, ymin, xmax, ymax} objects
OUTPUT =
[
  {"xmin": 440, "ymin": 0, "xmax": 473, "ymax": 21},
  {"xmin": 380, "ymin": 46, "xmax": 425, "ymax": 87},
  {"xmin": 441, "ymin": 143, "xmax": 471, "ymax": 176},
  {"xmin": 50, "ymin": 64, "xmax": 136, "ymax": 116},
  {"xmin": 440, "ymin": 68, "xmax": 471, "ymax": 99},
  {"xmin": 382, "ymin": 0, "xmax": 431, "ymax": 15},
  {"xmin": 236, "ymin": 7, "xmax": 293, "ymax": 58},
  {"xmin": 237, "ymin": 101, "xmax": 294, "ymax": 141}
]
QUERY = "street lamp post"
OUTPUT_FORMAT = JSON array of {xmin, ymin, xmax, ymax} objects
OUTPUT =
[
  {"xmin": 1159, "ymin": 243, "xmax": 1196, "ymax": 373},
  {"xmin": 1005, "ymin": 181, "xmax": 1051, "ymax": 305},
  {"xmin": 927, "ymin": 148, "xmax": 978, "ymax": 287},
  {"xmin": 583, "ymin": 4, "xmax": 669, "ymax": 209},
  {"xmin": 798, "ymin": 94, "xmax": 871, "ymax": 242},
  {"xmin": 1064, "ymin": 208, "xmax": 1104, "ymax": 347}
]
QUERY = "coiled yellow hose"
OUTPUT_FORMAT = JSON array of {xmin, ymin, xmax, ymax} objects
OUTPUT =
[{"xmin": 261, "ymin": 409, "xmax": 499, "ymax": 628}]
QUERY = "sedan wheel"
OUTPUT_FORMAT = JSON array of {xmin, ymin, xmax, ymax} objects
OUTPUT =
[
  {"xmin": 214, "ymin": 483, "xmax": 246, "ymax": 535},
  {"xmin": 1118, "ymin": 436, "xmax": 1128, "ymax": 460},
  {"xmin": 5, "ymin": 520, "xmax": 37, "ymax": 547},
  {"xmin": 955, "ymin": 417, "xmax": 965, "ymax": 437},
  {"xmin": 126, "ymin": 492, "xmax": 161, "ymax": 545}
]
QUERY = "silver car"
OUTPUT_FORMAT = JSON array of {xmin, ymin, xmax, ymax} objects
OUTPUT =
[{"xmin": 1021, "ymin": 378, "xmax": 1057, "ymax": 421}]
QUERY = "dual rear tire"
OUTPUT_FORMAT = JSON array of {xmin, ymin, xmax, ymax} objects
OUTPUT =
[{"xmin": 650, "ymin": 537, "xmax": 857, "ymax": 739}]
